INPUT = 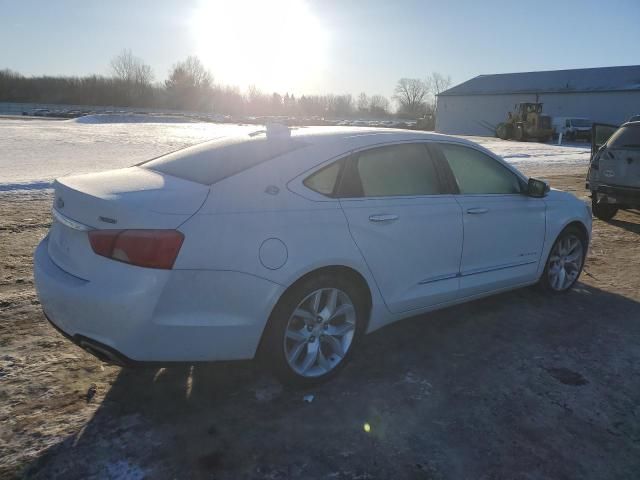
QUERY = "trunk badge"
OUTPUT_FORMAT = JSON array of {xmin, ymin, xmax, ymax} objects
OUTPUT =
[{"xmin": 99, "ymin": 216, "xmax": 117, "ymax": 224}]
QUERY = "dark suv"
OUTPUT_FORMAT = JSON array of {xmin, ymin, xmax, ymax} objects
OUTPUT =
[{"xmin": 587, "ymin": 121, "xmax": 640, "ymax": 220}]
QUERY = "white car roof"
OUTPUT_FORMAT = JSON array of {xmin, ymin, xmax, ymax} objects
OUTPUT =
[
  {"xmin": 287, "ymin": 126, "xmax": 475, "ymax": 148},
  {"xmin": 143, "ymin": 126, "xmax": 504, "ymax": 186}
]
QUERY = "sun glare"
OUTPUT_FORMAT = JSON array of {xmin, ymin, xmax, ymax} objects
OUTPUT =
[{"xmin": 192, "ymin": 0, "xmax": 329, "ymax": 93}]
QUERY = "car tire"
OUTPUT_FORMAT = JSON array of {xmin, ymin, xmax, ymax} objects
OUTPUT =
[
  {"xmin": 539, "ymin": 226, "xmax": 587, "ymax": 293},
  {"xmin": 264, "ymin": 273, "xmax": 368, "ymax": 387},
  {"xmin": 496, "ymin": 123, "xmax": 512, "ymax": 140},
  {"xmin": 591, "ymin": 196, "xmax": 618, "ymax": 221}
]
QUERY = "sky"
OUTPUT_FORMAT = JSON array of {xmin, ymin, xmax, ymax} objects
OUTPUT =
[{"xmin": 1, "ymin": 0, "xmax": 639, "ymax": 99}]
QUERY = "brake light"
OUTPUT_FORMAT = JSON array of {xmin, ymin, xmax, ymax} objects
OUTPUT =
[{"xmin": 88, "ymin": 230, "xmax": 184, "ymax": 269}]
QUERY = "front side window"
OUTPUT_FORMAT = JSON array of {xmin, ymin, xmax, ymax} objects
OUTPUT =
[
  {"xmin": 346, "ymin": 143, "xmax": 441, "ymax": 197},
  {"xmin": 438, "ymin": 143, "xmax": 522, "ymax": 195}
]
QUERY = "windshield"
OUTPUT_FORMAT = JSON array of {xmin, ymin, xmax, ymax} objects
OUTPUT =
[
  {"xmin": 606, "ymin": 124, "xmax": 640, "ymax": 149},
  {"xmin": 141, "ymin": 136, "xmax": 308, "ymax": 185},
  {"xmin": 570, "ymin": 119, "xmax": 591, "ymax": 127}
]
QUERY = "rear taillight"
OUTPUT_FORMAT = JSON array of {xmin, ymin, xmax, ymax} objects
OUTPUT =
[{"xmin": 88, "ymin": 230, "xmax": 184, "ymax": 269}]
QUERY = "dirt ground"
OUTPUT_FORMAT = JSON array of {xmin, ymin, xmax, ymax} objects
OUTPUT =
[{"xmin": 1, "ymin": 171, "xmax": 639, "ymax": 479}]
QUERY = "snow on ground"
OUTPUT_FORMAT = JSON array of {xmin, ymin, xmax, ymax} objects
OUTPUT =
[
  {"xmin": 74, "ymin": 113, "xmax": 200, "ymax": 124},
  {"xmin": 0, "ymin": 117, "xmax": 591, "ymax": 192},
  {"xmin": 469, "ymin": 136, "xmax": 591, "ymax": 175},
  {"xmin": 0, "ymin": 118, "xmax": 251, "ymax": 191}
]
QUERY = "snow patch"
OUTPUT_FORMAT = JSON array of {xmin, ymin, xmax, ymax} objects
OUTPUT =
[
  {"xmin": 0, "ymin": 118, "xmax": 253, "ymax": 189},
  {"xmin": 0, "ymin": 181, "xmax": 53, "ymax": 192},
  {"xmin": 72, "ymin": 113, "xmax": 198, "ymax": 124}
]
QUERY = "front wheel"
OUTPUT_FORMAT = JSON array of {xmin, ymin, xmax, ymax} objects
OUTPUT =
[
  {"xmin": 539, "ymin": 226, "xmax": 587, "ymax": 293},
  {"xmin": 496, "ymin": 123, "xmax": 512, "ymax": 140},
  {"xmin": 514, "ymin": 125, "xmax": 525, "ymax": 141},
  {"xmin": 265, "ymin": 274, "xmax": 367, "ymax": 386},
  {"xmin": 591, "ymin": 196, "xmax": 618, "ymax": 221}
]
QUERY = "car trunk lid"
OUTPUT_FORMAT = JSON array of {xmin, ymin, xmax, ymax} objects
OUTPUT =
[{"xmin": 48, "ymin": 167, "xmax": 209, "ymax": 279}]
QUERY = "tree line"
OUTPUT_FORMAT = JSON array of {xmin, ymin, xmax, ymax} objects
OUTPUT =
[{"xmin": 0, "ymin": 50, "xmax": 451, "ymax": 119}]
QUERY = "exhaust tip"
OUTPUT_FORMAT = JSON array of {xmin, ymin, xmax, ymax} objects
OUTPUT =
[{"xmin": 78, "ymin": 339, "xmax": 128, "ymax": 367}]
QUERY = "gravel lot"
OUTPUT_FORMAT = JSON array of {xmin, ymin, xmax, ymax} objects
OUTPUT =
[{"xmin": 1, "ymin": 166, "xmax": 639, "ymax": 479}]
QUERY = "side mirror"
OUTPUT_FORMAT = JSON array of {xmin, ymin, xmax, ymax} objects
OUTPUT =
[{"xmin": 527, "ymin": 178, "xmax": 550, "ymax": 197}]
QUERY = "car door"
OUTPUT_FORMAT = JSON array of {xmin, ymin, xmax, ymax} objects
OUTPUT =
[
  {"xmin": 432, "ymin": 142, "xmax": 546, "ymax": 298},
  {"xmin": 337, "ymin": 142, "xmax": 463, "ymax": 313},
  {"xmin": 591, "ymin": 123, "xmax": 619, "ymax": 159}
]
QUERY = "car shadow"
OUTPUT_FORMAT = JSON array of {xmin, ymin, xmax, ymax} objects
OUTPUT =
[
  {"xmin": 609, "ymin": 217, "xmax": 640, "ymax": 234},
  {"xmin": 25, "ymin": 283, "xmax": 640, "ymax": 480}
]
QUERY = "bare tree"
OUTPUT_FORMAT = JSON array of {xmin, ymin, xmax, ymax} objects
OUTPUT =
[
  {"xmin": 165, "ymin": 56, "xmax": 215, "ymax": 110},
  {"xmin": 426, "ymin": 72, "xmax": 452, "ymax": 96},
  {"xmin": 110, "ymin": 49, "xmax": 153, "ymax": 85},
  {"xmin": 357, "ymin": 92, "xmax": 369, "ymax": 113},
  {"xmin": 393, "ymin": 78, "xmax": 428, "ymax": 118},
  {"xmin": 369, "ymin": 94, "xmax": 389, "ymax": 115},
  {"xmin": 166, "ymin": 56, "xmax": 213, "ymax": 90},
  {"xmin": 333, "ymin": 94, "xmax": 354, "ymax": 117}
]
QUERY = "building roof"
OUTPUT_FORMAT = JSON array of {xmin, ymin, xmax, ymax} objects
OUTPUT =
[{"xmin": 439, "ymin": 65, "xmax": 640, "ymax": 96}]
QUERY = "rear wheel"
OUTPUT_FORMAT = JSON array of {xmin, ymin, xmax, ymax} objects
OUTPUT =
[
  {"xmin": 539, "ymin": 226, "xmax": 587, "ymax": 293},
  {"xmin": 265, "ymin": 273, "xmax": 367, "ymax": 386},
  {"xmin": 591, "ymin": 196, "xmax": 618, "ymax": 221}
]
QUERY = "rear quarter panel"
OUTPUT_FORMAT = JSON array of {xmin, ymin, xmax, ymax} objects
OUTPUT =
[{"xmin": 175, "ymin": 151, "xmax": 388, "ymax": 331}]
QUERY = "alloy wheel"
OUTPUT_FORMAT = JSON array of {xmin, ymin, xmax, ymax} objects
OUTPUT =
[
  {"xmin": 547, "ymin": 234, "xmax": 584, "ymax": 291},
  {"xmin": 283, "ymin": 288, "xmax": 356, "ymax": 377}
]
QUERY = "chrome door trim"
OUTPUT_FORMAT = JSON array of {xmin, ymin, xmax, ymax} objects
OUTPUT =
[
  {"xmin": 460, "ymin": 259, "xmax": 537, "ymax": 277},
  {"xmin": 418, "ymin": 272, "xmax": 459, "ymax": 285}
]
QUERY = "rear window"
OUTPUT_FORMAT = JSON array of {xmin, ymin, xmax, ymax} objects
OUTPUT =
[
  {"xmin": 141, "ymin": 136, "xmax": 308, "ymax": 184},
  {"xmin": 607, "ymin": 124, "xmax": 640, "ymax": 150}
]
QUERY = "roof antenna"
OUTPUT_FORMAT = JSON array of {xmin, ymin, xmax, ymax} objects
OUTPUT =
[{"xmin": 266, "ymin": 123, "xmax": 291, "ymax": 139}]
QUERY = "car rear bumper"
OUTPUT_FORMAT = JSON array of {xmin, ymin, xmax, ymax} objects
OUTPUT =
[
  {"xmin": 34, "ymin": 237, "xmax": 284, "ymax": 363},
  {"xmin": 43, "ymin": 311, "xmax": 137, "ymax": 366},
  {"xmin": 593, "ymin": 184, "xmax": 640, "ymax": 207}
]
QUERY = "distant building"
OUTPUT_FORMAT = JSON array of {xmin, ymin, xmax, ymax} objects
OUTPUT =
[{"xmin": 436, "ymin": 65, "xmax": 640, "ymax": 136}]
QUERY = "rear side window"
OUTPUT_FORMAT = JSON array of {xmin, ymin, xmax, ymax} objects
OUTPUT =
[
  {"xmin": 607, "ymin": 124, "xmax": 640, "ymax": 149},
  {"xmin": 303, "ymin": 160, "xmax": 344, "ymax": 196},
  {"xmin": 438, "ymin": 143, "xmax": 522, "ymax": 195},
  {"xmin": 343, "ymin": 143, "xmax": 441, "ymax": 197},
  {"xmin": 142, "ymin": 136, "xmax": 308, "ymax": 185}
]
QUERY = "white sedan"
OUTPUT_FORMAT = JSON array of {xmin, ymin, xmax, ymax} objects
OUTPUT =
[{"xmin": 34, "ymin": 126, "xmax": 592, "ymax": 384}]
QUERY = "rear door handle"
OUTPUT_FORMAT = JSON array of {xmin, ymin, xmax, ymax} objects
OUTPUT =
[
  {"xmin": 369, "ymin": 214, "xmax": 399, "ymax": 223},
  {"xmin": 466, "ymin": 208, "xmax": 489, "ymax": 214}
]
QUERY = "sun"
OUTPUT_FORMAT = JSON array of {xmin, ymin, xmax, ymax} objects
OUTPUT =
[{"xmin": 191, "ymin": 0, "xmax": 329, "ymax": 94}]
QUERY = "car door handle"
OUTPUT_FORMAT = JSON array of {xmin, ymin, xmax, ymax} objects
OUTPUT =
[
  {"xmin": 369, "ymin": 214, "xmax": 399, "ymax": 223},
  {"xmin": 466, "ymin": 208, "xmax": 489, "ymax": 214}
]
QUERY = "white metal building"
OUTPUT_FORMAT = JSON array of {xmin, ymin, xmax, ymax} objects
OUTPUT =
[{"xmin": 435, "ymin": 65, "xmax": 640, "ymax": 136}]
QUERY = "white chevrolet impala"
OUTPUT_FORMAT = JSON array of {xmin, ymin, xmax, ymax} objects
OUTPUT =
[{"xmin": 34, "ymin": 126, "xmax": 592, "ymax": 384}]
